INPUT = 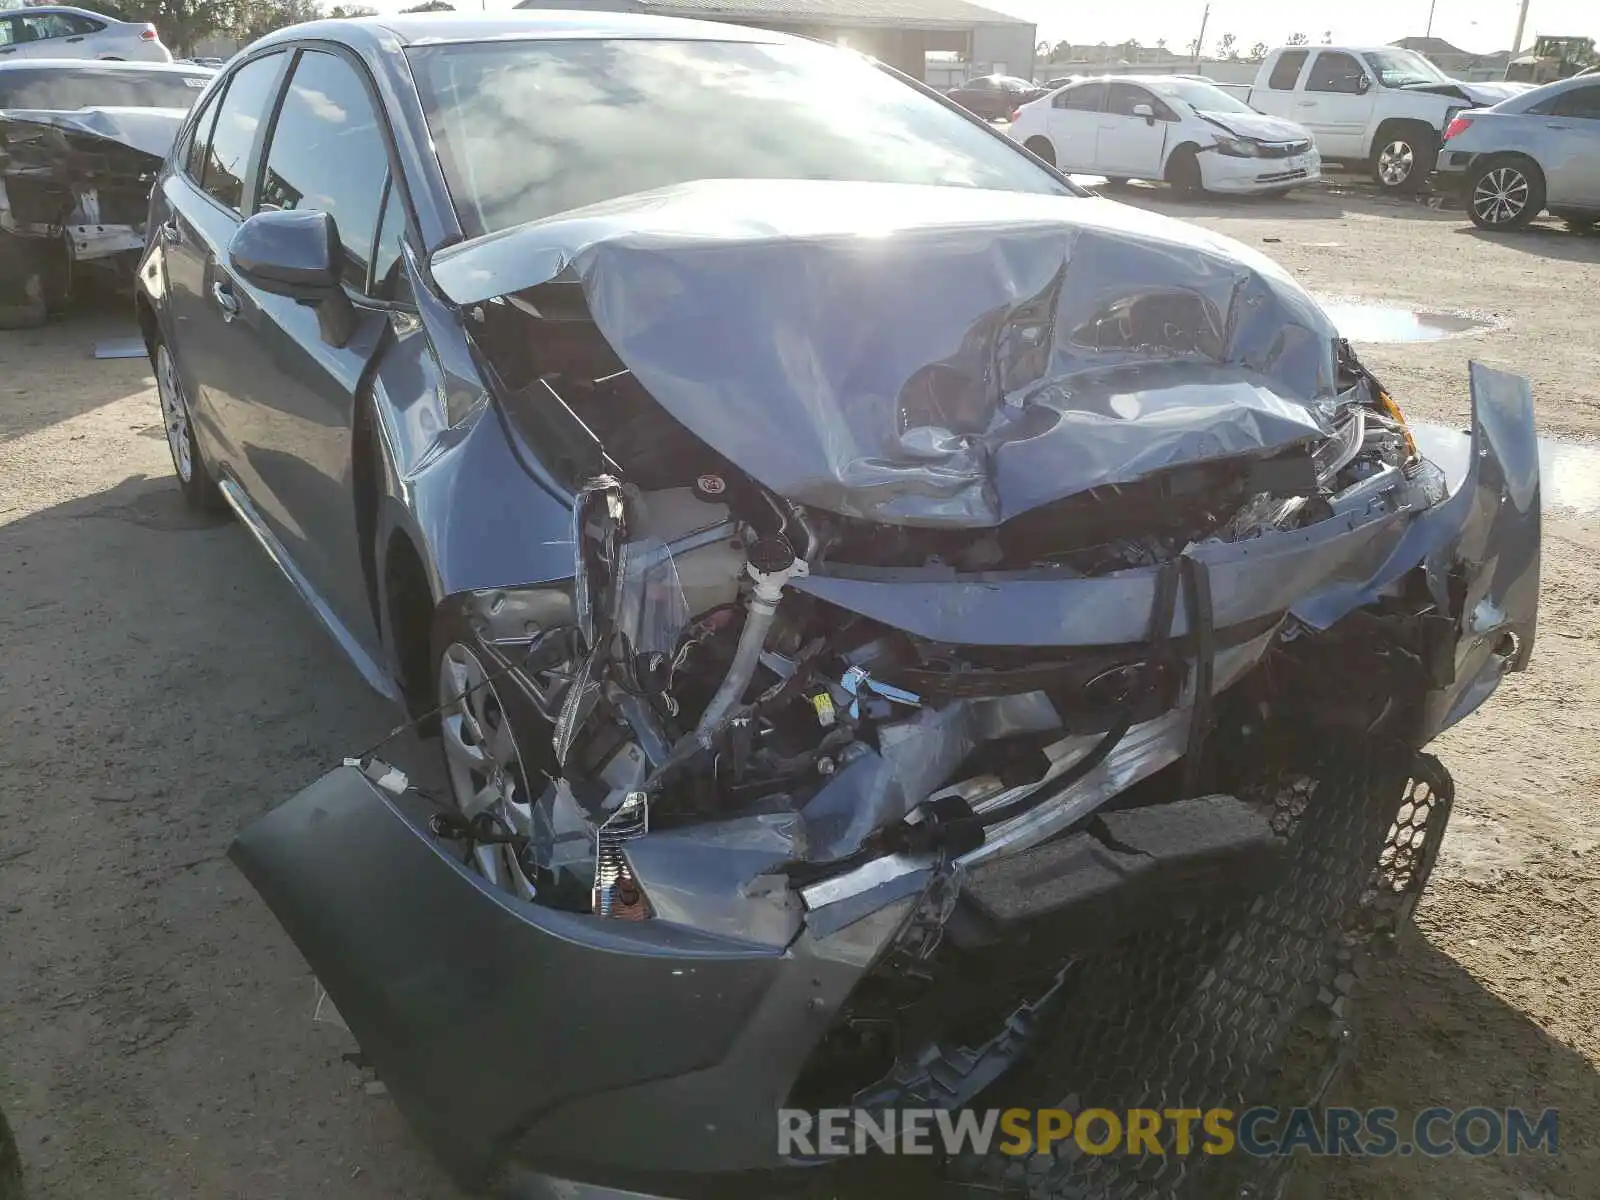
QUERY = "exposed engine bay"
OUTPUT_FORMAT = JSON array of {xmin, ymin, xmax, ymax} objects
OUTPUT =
[
  {"xmin": 229, "ymin": 181, "xmax": 1540, "ymax": 1196},
  {"xmin": 0, "ymin": 108, "xmax": 176, "ymax": 323}
]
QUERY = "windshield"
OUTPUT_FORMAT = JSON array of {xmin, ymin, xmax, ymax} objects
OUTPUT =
[
  {"xmin": 0, "ymin": 67, "xmax": 210, "ymax": 110},
  {"xmin": 407, "ymin": 38, "xmax": 1075, "ymax": 239},
  {"xmin": 1361, "ymin": 50, "xmax": 1449, "ymax": 88},
  {"xmin": 1145, "ymin": 78, "xmax": 1256, "ymax": 114}
]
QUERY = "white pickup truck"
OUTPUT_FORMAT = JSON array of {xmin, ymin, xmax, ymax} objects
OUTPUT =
[{"xmin": 1246, "ymin": 45, "xmax": 1530, "ymax": 192}]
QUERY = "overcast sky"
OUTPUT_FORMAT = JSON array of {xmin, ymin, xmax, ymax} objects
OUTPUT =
[
  {"xmin": 364, "ymin": 0, "xmax": 1586, "ymax": 58},
  {"xmin": 990, "ymin": 0, "xmax": 1585, "ymax": 57}
]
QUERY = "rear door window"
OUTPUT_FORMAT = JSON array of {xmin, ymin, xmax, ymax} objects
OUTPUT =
[
  {"xmin": 256, "ymin": 49, "xmax": 392, "ymax": 291},
  {"xmin": 1060, "ymin": 81, "xmax": 1108, "ymax": 111},
  {"xmin": 1553, "ymin": 85, "xmax": 1600, "ymax": 119},
  {"xmin": 183, "ymin": 88, "xmax": 221, "ymax": 181},
  {"xmin": 200, "ymin": 51, "xmax": 287, "ymax": 214},
  {"xmin": 1267, "ymin": 50, "xmax": 1308, "ymax": 90}
]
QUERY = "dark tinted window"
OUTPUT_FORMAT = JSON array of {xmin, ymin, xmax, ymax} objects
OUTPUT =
[
  {"xmin": 183, "ymin": 88, "xmax": 220, "ymax": 180},
  {"xmin": 16, "ymin": 12, "xmax": 78, "ymax": 40},
  {"xmin": 0, "ymin": 66, "xmax": 211, "ymax": 109},
  {"xmin": 64, "ymin": 14, "xmax": 104, "ymax": 34},
  {"xmin": 965, "ymin": 77, "xmax": 997, "ymax": 91},
  {"xmin": 1306, "ymin": 51, "xmax": 1366, "ymax": 94},
  {"xmin": 202, "ymin": 53, "xmax": 287, "ymax": 213},
  {"xmin": 408, "ymin": 38, "xmax": 1074, "ymax": 238},
  {"xmin": 1267, "ymin": 50, "xmax": 1308, "ymax": 90},
  {"xmin": 1061, "ymin": 81, "xmax": 1107, "ymax": 111},
  {"xmin": 1554, "ymin": 85, "xmax": 1600, "ymax": 119},
  {"xmin": 257, "ymin": 50, "xmax": 390, "ymax": 291}
]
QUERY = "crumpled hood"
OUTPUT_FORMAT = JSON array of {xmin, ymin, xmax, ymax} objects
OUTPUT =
[
  {"xmin": 0, "ymin": 106, "xmax": 187, "ymax": 160},
  {"xmin": 1402, "ymin": 80, "xmax": 1533, "ymax": 106},
  {"xmin": 1197, "ymin": 110, "xmax": 1310, "ymax": 143},
  {"xmin": 434, "ymin": 178, "xmax": 1340, "ymax": 526}
]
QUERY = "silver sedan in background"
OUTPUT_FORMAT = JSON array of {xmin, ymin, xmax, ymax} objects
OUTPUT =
[{"xmin": 1434, "ymin": 73, "xmax": 1600, "ymax": 230}]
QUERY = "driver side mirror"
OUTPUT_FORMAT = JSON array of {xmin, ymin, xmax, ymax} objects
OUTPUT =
[
  {"xmin": 1132, "ymin": 102, "xmax": 1156, "ymax": 124},
  {"xmin": 228, "ymin": 208, "xmax": 356, "ymax": 347},
  {"xmin": 229, "ymin": 208, "xmax": 343, "ymax": 301},
  {"xmin": 1355, "ymin": 73, "xmax": 1372, "ymax": 94}
]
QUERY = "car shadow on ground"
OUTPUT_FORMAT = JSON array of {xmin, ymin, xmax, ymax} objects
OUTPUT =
[
  {"xmin": 1109, "ymin": 181, "xmax": 1460, "ymax": 225},
  {"xmin": 0, "ymin": 293, "xmax": 152, "ymax": 444},
  {"xmin": 1292, "ymin": 931, "xmax": 1600, "ymax": 1197},
  {"xmin": 1455, "ymin": 223, "xmax": 1600, "ymax": 264}
]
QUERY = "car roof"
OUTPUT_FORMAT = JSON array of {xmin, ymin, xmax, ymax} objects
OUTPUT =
[
  {"xmin": 252, "ymin": 10, "xmax": 792, "ymax": 55},
  {"xmin": 0, "ymin": 57, "xmax": 211, "ymax": 74},
  {"xmin": 1502, "ymin": 72, "xmax": 1600, "ymax": 105},
  {"xmin": 0, "ymin": 5, "xmax": 116, "ymax": 16}
]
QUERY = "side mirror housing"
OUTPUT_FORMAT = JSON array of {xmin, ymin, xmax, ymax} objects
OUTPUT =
[
  {"xmin": 1132, "ymin": 102, "xmax": 1156, "ymax": 123},
  {"xmin": 229, "ymin": 209, "xmax": 343, "ymax": 302},
  {"xmin": 1355, "ymin": 73, "xmax": 1372, "ymax": 94}
]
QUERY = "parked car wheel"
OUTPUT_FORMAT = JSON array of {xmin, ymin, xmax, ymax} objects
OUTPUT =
[
  {"xmin": 1022, "ymin": 135, "xmax": 1055, "ymax": 166},
  {"xmin": 1104, "ymin": 176, "xmax": 1130, "ymax": 188},
  {"xmin": 1466, "ymin": 156, "xmax": 1544, "ymax": 231},
  {"xmin": 1371, "ymin": 123, "xmax": 1437, "ymax": 193},
  {"xmin": 1166, "ymin": 146, "xmax": 1204, "ymax": 198},
  {"xmin": 153, "ymin": 340, "xmax": 226, "ymax": 511}
]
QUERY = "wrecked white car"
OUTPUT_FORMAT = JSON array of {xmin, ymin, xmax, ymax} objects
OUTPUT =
[
  {"xmin": 0, "ymin": 59, "xmax": 211, "ymax": 327},
  {"xmin": 134, "ymin": 15, "xmax": 1541, "ymax": 1199}
]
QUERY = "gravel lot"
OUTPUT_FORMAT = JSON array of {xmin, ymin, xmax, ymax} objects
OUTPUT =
[{"xmin": 1, "ymin": 186, "xmax": 1597, "ymax": 1200}]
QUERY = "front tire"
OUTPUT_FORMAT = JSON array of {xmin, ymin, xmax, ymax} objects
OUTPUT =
[
  {"xmin": 153, "ymin": 339, "xmax": 225, "ymax": 511},
  {"xmin": 1371, "ymin": 124, "xmax": 1437, "ymax": 193},
  {"xmin": 1466, "ymin": 156, "xmax": 1544, "ymax": 231},
  {"xmin": 1165, "ymin": 146, "xmax": 1204, "ymax": 199}
]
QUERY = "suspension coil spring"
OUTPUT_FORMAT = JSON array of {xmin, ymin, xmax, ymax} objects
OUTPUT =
[{"xmin": 593, "ymin": 790, "xmax": 649, "ymax": 917}]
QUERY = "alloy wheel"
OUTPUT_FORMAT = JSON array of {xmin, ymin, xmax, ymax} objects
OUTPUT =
[
  {"xmin": 1377, "ymin": 141, "xmax": 1414, "ymax": 187},
  {"xmin": 1472, "ymin": 166, "xmax": 1530, "ymax": 226},
  {"xmin": 155, "ymin": 344, "xmax": 192, "ymax": 484},
  {"xmin": 439, "ymin": 641, "xmax": 538, "ymax": 900}
]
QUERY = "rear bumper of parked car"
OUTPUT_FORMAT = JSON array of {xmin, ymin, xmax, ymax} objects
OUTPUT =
[
  {"xmin": 1203, "ymin": 148, "xmax": 1322, "ymax": 194},
  {"xmin": 113, "ymin": 41, "xmax": 174, "ymax": 63},
  {"xmin": 1429, "ymin": 150, "xmax": 1477, "ymax": 202}
]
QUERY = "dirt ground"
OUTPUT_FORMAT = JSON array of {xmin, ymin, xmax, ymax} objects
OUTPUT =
[{"xmin": 1, "ymin": 187, "xmax": 1598, "ymax": 1200}]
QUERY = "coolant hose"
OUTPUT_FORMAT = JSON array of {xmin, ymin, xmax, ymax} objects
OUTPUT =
[{"xmin": 694, "ymin": 596, "xmax": 779, "ymax": 740}]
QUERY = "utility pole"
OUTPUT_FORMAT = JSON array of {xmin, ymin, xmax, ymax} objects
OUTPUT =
[
  {"xmin": 1192, "ymin": 2, "xmax": 1210, "ymax": 69},
  {"xmin": 1425, "ymin": 0, "xmax": 1438, "ymax": 38},
  {"xmin": 1509, "ymin": 0, "xmax": 1531, "ymax": 65}
]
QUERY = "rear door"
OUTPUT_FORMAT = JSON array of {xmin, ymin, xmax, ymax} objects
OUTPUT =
[
  {"xmin": 1301, "ymin": 50, "xmax": 1375, "ymax": 158},
  {"xmin": 219, "ymin": 45, "xmax": 400, "ymax": 645},
  {"xmin": 157, "ymin": 50, "xmax": 290, "ymax": 480},
  {"xmin": 1097, "ymin": 82, "xmax": 1172, "ymax": 178},
  {"xmin": 3, "ymin": 10, "xmax": 92, "ymax": 60},
  {"xmin": 1540, "ymin": 83, "xmax": 1600, "ymax": 207},
  {"xmin": 1249, "ymin": 50, "xmax": 1309, "ymax": 119},
  {"xmin": 1046, "ymin": 80, "xmax": 1107, "ymax": 172}
]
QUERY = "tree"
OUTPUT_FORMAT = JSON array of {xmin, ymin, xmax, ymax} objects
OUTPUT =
[
  {"xmin": 1048, "ymin": 39, "xmax": 1073, "ymax": 61},
  {"xmin": 1121, "ymin": 38, "xmax": 1140, "ymax": 62},
  {"xmin": 1156, "ymin": 37, "xmax": 1168, "ymax": 52},
  {"xmin": 1286, "ymin": 32, "xmax": 1309, "ymax": 46},
  {"xmin": 1217, "ymin": 32, "xmax": 1237, "ymax": 59},
  {"xmin": 1186, "ymin": 37, "xmax": 1202, "ymax": 57},
  {"xmin": 1321, "ymin": 30, "xmax": 1333, "ymax": 44},
  {"xmin": 401, "ymin": 0, "xmax": 452, "ymax": 9},
  {"xmin": 327, "ymin": 4, "xmax": 376, "ymax": 14},
  {"xmin": 1247, "ymin": 41, "xmax": 1269, "ymax": 62},
  {"xmin": 1036, "ymin": 39, "xmax": 1051, "ymax": 57},
  {"xmin": 234, "ymin": 0, "xmax": 319, "ymax": 45},
  {"xmin": 121, "ymin": 0, "xmax": 238, "ymax": 56}
]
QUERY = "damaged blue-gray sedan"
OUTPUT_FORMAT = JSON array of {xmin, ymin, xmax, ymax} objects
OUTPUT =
[{"xmin": 135, "ymin": 13, "xmax": 1540, "ymax": 1200}]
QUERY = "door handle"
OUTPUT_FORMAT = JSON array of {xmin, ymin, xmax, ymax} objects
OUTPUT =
[
  {"xmin": 65, "ymin": 35, "xmax": 84, "ymax": 42},
  {"xmin": 211, "ymin": 279, "xmax": 240, "ymax": 321},
  {"xmin": 1295, "ymin": 100, "xmax": 1317, "ymax": 107}
]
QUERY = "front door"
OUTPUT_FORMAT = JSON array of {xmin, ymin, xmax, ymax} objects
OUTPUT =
[
  {"xmin": 1301, "ymin": 50, "xmax": 1376, "ymax": 159},
  {"xmin": 1097, "ymin": 82, "xmax": 1172, "ymax": 179},
  {"xmin": 218, "ymin": 45, "xmax": 399, "ymax": 647}
]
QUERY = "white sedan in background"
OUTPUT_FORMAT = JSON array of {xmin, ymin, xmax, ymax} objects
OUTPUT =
[
  {"xmin": 1009, "ymin": 75, "xmax": 1321, "ymax": 198},
  {"xmin": 0, "ymin": 6, "xmax": 172, "ymax": 63}
]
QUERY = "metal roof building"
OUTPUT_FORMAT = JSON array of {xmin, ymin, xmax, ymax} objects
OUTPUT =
[{"xmin": 512, "ymin": 0, "xmax": 1037, "ymax": 81}]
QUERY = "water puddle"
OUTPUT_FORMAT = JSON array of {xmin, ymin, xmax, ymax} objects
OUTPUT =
[
  {"xmin": 1317, "ymin": 298, "xmax": 1500, "ymax": 343},
  {"xmin": 1414, "ymin": 423, "xmax": 1600, "ymax": 515}
]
